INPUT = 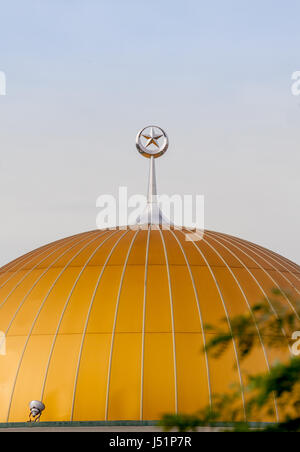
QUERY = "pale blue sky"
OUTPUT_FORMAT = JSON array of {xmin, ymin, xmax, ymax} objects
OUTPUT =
[{"xmin": 0, "ymin": 0, "xmax": 300, "ymax": 265}]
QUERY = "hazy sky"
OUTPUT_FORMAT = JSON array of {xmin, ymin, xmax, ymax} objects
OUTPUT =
[{"xmin": 0, "ymin": 0, "xmax": 300, "ymax": 266}]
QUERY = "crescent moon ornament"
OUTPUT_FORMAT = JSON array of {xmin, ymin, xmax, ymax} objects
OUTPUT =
[{"xmin": 136, "ymin": 125, "xmax": 169, "ymax": 158}]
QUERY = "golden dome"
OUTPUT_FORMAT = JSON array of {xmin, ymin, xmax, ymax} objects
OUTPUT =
[{"xmin": 0, "ymin": 226, "xmax": 299, "ymax": 423}]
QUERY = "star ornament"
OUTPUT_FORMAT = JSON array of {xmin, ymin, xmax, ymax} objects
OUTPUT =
[
  {"xmin": 142, "ymin": 127, "xmax": 163, "ymax": 149},
  {"xmin": 136, "ymin": 125, "xmax": 168, "ymax": 159}
]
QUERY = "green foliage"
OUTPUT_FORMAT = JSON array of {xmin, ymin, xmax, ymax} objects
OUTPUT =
[
  {"xmin": 158, "ymin": 413, "xmax": 211, "ymax": 432},
  {"xmin": 205, "ymin": 289, "xmax": 300, "ymax": 360}
]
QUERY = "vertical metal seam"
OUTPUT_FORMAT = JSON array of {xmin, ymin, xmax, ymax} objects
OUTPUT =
[
  {"xmin": 6, "ymin": 230, "xmax": 109, "ymax": 422},
  {"xmin": 159, "ymin": 228, "xmax": 178, "ymax": 414},
  {"xmin": 206, "ymin": 231, "xmax": 291, "ymax": 364},
  {"xmin": 230, "ymin": 235, "xmax": 300, "ymax": 287},
  {"xmin": 0, "ymin": 229, "xmax": 89, "ymax": 276},
  {"xmin": 40, "ymin": 230, "xmax": 122, "ymax": 404},
  {"xmin": 216, "ymin": 230, "xmax": 300, "ymax": 273},
  {"xmin": 0, "ymin": 241, "xmax": 63, "ymax": 288},
  {"xmin": 0, "ymin": 232, "xmax": 98, "ymax": 309},
  {"xmin": 211, "ymin": 232, "xmax": 300, "ymax": 320},
  {"xmin": 201, "ymin": 232, "xmax": 279, "ymax": 421},
  {"xmin": 0, "ymin": 232, "xmax": 100, "ymax": 290},
  {"xmin": 235, "ymin": 237, "xmax": 300, "ymax": 275},
  {"xmin": 69, "ymin": 229, "xmax": 130, "ymax": 421},
  {"xmin": 171, "ymin": 229, "xmax": 212, "ymax": 407},
  {"xmin": 140, "ymin": 226, "xmax": 151, "ymax": 421},
  {"xmin": 104, "ymin": 229, "xmax": 140, "ymax": 421},
  {"xmin": 2, "ymin": 232, "xmax": 98, "ymax": 333},
  {"xmin": 262, "ymin": 250, "xmax": 300, "ymax": 273},
  {"xmin": 185, "ymin": 231, "xmax": 247, "ymax": 421},
  {"xmin": 204, "ymin": 231, "xmax": 289, "ymax": 336},
  {"xmin": 0, "ymin": 248, "xmax": 40, "ymax": 272}
]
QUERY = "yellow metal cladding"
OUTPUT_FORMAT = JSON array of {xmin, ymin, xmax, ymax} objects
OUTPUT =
[{"xmin": 0, "ymin": 227, "xmax": 300, "ymax": 423}]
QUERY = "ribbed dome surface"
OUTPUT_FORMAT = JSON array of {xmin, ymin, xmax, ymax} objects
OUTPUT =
[{"xmin": 0, "ymin": 227, "xmax": 299, "ymax": 423}]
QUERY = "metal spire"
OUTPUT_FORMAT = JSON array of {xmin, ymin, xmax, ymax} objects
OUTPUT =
[{"xmin": 147, "ymin": 156, "xmax": 157, "ymax": 204}]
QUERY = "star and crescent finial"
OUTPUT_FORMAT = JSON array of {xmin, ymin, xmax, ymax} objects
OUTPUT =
[
  {"xmin": 135, "ymin": 125, "xmax": 170, "ymax": 225},
  {"xmin": 136, "ymin": 125, "xmax": 169, "ymax": 159}
]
